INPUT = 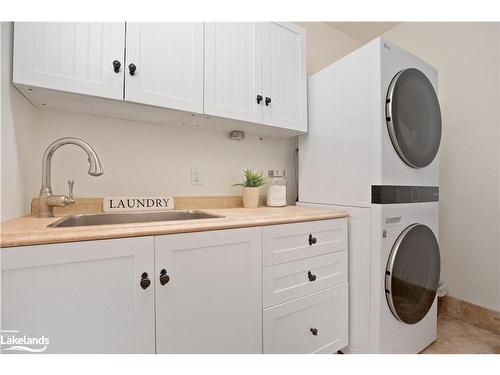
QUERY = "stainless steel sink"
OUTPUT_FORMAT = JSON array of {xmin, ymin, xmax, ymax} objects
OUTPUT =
[{"xmin": 48, "ymin": 210, "xmax": 223, "ymax": 228}]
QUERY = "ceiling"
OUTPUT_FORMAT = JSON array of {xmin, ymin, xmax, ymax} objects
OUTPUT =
[{"xmin": 325, "ymin": 22, "xmax": 401, "ymax": 43}]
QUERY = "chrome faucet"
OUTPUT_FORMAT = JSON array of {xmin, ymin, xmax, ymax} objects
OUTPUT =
[{"xmin": 38, "ymin": 137, "xmax": 103, "ymax": 218}]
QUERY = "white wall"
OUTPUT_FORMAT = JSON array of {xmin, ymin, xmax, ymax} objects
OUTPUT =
[
  {"xmin": 30, "ymin": 109, "xmax": 298, "ymax": 203},
  {"xmin": 1, "ymin": 22, "xmax": 36, "ymax": 221},
  {"xmin": 297, "ymin": 22, "xmax": 361, "ymax": 75},
  {"xmin": 380, "ymin": 23, "xmax": 500, "ymax": 311}
]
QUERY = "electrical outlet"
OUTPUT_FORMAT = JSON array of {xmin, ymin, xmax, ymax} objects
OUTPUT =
[{"xmin": 191, "ymin": 168, "xmax": 202, "ymax": 186}]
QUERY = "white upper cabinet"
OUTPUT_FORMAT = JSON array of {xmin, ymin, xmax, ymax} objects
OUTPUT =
[
  {"xmin": 262, "ymin": 22, "xmax": 307, "ymax": 132},
  {"xmin": 154, "ymin": 228, "xmax": 262, "ymax": 353},
  {"xmin": 13, "ymin": 22, "xmax": 126, "ymax": 100},
  {"xmin": 205, "ymin": 22, "xmax": 307, "ymax": 132},
  {"xmin": 12, "ymin": 22, "xmax": 306, "ymax": 136},
  {"xmin": 204, "ymin": 22, "xmax": 263, "ymax": 123},
  {"xmin": 125, "ymin": 23, "xmax": 204, "ymax": 113},
  {"xmin": 1, "ymin": 237, "xmax": 155, "ymax": 354}
]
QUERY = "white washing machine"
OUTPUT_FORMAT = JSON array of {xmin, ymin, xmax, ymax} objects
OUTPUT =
[
  {"xmin": 299, "ymin": 201, "xmax": 440, "ymax": 353},
  {"xmin": 299, "ymin": 37, "xmax": 442, "ymax": 208},
  {"xmin": 298, "ymin": 38, "xmax": 442, "ymax": 353}
]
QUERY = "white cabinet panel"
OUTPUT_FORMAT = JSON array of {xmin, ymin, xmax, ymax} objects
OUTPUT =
[
  {"xmin": 263, "ymin": 251, "xmax": 348, "ymax": 308},
  {"xmin": 13, "ymin": 22, "xmax": 125, "ymax": 99},
  {"xmin": 262, "ymin": 22, "xmax": 307, "ymax": 131},
  {"xmin": 204, "ymin": 22, "xmax": 263, "ymax": 123},
  {"xmin": 125, "ymin": 22, "xmax": 203, "ymax": 112},
  {"xmin": 1, "ymin": 237, "xmax": 155, "ymax": 354},
  {"xmin": 155, "ymin": 228, "xmax": 262, "ymax": 353},
  {"xmin": 263, "ymin": 218, "xmax": 348, "ymax": 266},
  {"xmin": 263, "ymin": 283, "xmax": 348, "ymax": 354}
]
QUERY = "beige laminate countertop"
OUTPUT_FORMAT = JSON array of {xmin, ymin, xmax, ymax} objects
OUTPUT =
[{"xmin": 0, "ymin": 206, "xmax": 347, "ymax": 248}]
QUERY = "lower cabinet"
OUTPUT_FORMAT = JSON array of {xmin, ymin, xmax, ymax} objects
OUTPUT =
[
  {"xmin": 154, "ymin": 228, "xmax": 262, "ymax": 353},
  {"xmin": 1, "ymin": 237, "xmax": 155, "ymax": 354},
  {"xmin": 263, "ymin": 283, "xmax": 348, "ymax": 354},
  {"xmin": 261, "ymin": 218, "xmax": 349, "ymax": 354},
  {"xmin": 1, "ymin": 219, "xmax": 348, "ymax": 354}
]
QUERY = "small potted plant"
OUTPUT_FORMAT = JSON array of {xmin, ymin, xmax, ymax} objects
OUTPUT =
[{"xmin": 233, "ymin": 169, "xmax": 266, "ymax": 208}]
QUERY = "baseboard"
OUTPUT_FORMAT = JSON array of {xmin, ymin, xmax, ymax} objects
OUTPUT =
[{"xmin": 439, "ymin": 295, "xmax": 500, "ymax": 335}]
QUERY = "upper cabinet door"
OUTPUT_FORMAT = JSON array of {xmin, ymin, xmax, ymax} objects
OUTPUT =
[
  {"xmin": 155, "ymin": 228, "xmax": 262, "ymax": 353},
  {"xmin": 13, "ymin": 22, "xmax": 126, "ymax": 100},
  {"xmin": 125, "ymin": 23, "xmax": 204, "ymax": 113},
  {"xmin": 204, "ymin": 22, "xmax": 263, "ymax": 123},
  {"xmin": 1, "ymin": 237, "xmax": 155, "ymax": 354},
  {"xmin": 262, "ymin": 22, "xmax": 307, "ymax": 132}
]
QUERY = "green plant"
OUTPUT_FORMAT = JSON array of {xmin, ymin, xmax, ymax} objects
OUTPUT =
[{"xmin": 233, "ymin": 169, "xmax": 266, "ymax": 188}]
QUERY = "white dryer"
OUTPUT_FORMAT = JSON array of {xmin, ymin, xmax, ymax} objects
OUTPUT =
[
  {"xmin": 298, "ymin": 37, "xmax": 442, "ymax": 353},
  {"xmin": 300, "ymin": 201, "xmax": 440, "ymax": 353},
  {"xmin": 299, "ymin": 38, "xmax": 442, "ymax": 207}
]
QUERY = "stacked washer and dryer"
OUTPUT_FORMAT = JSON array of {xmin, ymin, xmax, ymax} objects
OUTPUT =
[{"xmin": 298, "ymin": 38, "xmax": 442, "ymax": 353}]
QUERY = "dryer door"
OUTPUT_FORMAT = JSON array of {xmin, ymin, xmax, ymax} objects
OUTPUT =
[
  {"xmin": 385, "ymin": 224, "xmax": 440, "ymax": 325},
  {"xmin": 386, "ymin": 68, "xmax": 442, "ymax": 168}
]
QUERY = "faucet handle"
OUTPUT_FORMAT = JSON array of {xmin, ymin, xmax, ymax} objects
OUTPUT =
[{"xmin": 66, "ymin": 179, "xmax": 75, "ymax": 206}]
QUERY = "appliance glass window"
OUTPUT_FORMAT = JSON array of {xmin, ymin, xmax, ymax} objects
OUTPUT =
[
  {"xmin": 385, "ymin": 224, "xmax": 440, "ymax": 325},
  {"xmin": 386, "ymin": 68, "xmax": 442, "ymax": 168}
]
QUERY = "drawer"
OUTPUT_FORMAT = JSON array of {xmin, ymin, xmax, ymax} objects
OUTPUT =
[
  {"xmin": 263, "ymin": 219, "xmax": 347, "ymax": 266},
  {"xmin": 263, "ymin": 283, "xmax": 348, "ymax": 354},
  {"xmin": 263, "ymin": 251, "xmax": 347, "ymax": 308}
]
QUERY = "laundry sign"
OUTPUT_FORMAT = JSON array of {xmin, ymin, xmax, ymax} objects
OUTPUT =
[{"xmin": 103, "ymin": 196, "xmax": 174, "ymax": 212}]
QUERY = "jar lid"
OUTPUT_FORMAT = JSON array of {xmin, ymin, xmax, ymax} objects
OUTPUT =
[{"xmin": 268, "ymin": 170, "xmax": 285, "ymax": 177}]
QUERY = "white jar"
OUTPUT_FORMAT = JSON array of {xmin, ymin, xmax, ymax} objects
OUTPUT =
[{"xmin": 266, "ymin": 170, "xmax": 287, "ymax": 207}]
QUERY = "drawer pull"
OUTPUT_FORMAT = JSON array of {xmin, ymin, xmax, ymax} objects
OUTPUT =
[
  {"xmin": 307, "ymin": 271, "xmax": 317, "ymax": 282},
  {"xmin": 140, "ymin": 272, "xmax": 151, "ymax": 290},
  {"xmin": 308, "ymin": 234, "xmax": 317, "ymax": 246},
  {"xmin": 310, "ymin": 328, "xmax": 318, "ymax": 336},
  {"xmin": 112, "ymin": 60, "xmax": 121, "ymax": 73},
  {"xmin": 159, "ymin": 269, "xmax": 170, "ymax": 286}
]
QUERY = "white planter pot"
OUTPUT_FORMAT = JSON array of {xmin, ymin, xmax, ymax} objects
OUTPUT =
[{"xmin": 242, "ymin": 187, "xmax": 260, "ymax": 208}]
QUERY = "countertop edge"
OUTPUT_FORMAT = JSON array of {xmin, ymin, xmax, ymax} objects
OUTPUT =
[{"xmin": 0, "ymin": 210, "xmax": 347, "ymax": 248}]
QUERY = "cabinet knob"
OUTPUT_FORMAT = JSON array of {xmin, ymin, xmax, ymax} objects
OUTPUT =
[
  {"xmin": 256, "ymin": 95, "xmax": 263, "ymax": 104},
  {"xmin": 159, "ymin": 269, "xmax": 170, "ymax": 286},
  {"xmin": 308, "ymin": 234, "xmax": 317, "ymax": 246},
  {"xmin": 113, "ymin": 60, "xmax": 121, "ymax": 73},
  {"xmin": 140, "ymin": 272, "xmax": 151, "ymax": 289},
  {"xmin": 265, "ymin": 97, "xmax": 271, "ymax": 106},
  {"xmin": 310, "ymin": 328, "xmax": 318, "ymax": 336},
  {"xmin": 129, "ymin": 63, "xmax": 137, "ymax": 76},
  {"xmin": 307, "ymin": 271, "xmax": 317, "ymax": 282}
]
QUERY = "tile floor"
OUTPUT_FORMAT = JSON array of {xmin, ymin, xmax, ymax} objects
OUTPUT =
[{"xmin": 422, "ymin": 317, "xmax": 500, "ymax": 354}]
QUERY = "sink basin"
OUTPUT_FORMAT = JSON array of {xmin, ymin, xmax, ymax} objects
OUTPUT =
[{"xmin": 48, "ymin": 210, "xmax": 223, "ymax": 228}]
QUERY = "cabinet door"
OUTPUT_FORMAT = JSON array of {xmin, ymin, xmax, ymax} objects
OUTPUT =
[
  {"xmin": 263, "ymin": 283, "xmax": 348, "ymax": 354},
  {"xmin": 262, "ymin": 22, "xmax": 307, "ymax": 131},
  {"xmin": 13, "ymin": 22, "xmax": 125, "ymax": 100},
  {"xmin": 204, "ymin": 22, "xmax": 263, "ymax": 123},
  {"xmin": 1, "ymin": 237, "xmax": 155, "ymax": 354},
  {"xmin": 125, "ymin": 23, "xmax": 204, "ymax": 113},
  {"xmin": 155, "ymin": 228, "xmax": 262, "ymax": 353}
]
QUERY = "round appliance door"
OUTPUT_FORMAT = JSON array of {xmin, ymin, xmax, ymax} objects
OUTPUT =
[
  {"xmin": 386, "ymin": 68, "xmax": 442, "ymax": 168},
  {"xmin": 385, "ymin": 224, "xmax": 440, "ymax": 325}
]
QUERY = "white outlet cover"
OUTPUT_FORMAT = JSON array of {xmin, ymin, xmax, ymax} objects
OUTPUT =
[{"xmin": 191, "ymin": 168, "xmax": 202, "ymax": 186}]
